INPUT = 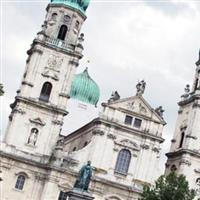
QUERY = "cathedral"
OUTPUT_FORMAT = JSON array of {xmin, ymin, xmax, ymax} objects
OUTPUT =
[{"xmin": 1, "ymin": 0, "xmax": 200, "ymax": 200}]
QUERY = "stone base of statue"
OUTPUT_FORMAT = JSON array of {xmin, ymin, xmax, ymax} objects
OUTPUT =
[{"xmin": 67, "ymin": 189, "xmax": 94, "ymax": 200}]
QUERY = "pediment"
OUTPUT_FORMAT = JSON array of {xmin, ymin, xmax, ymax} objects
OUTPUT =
[
  {"xmin": 29, "ymin": 117, "xmax": 46, "ymax": 126},
  {"xmin": 106, "ymin": 95, "xmax": 165, "ymax": 123}
]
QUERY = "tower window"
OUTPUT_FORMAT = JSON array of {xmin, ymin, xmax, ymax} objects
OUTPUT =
[
  {"xmin": 75, "ymin": 20, "xmax": 80, "ymax": 29},
  {"xmin": 58, "ymin": 191, "xmax": 68, "ymax": 200},
  {"xmin": 15, "ymin": 175, "xmax": 25, "ymax": 190},
  {"xmin": 57, "ymin": 25, "xmax": 68, "ymax": 40},
  {"xmin": 134, "ymin": 118, "xmax": 142, "ymax": 128},
  {"xmin": 179, "ymin": 132, "xmax": 185, "ymax": 148},
  {"xmin": 39, "ymin": 82, "xmax": 52, "ymax": 102},
  {"xmin": 63, "ymin": 15, "xmax": 71, "ymax": 23},
  {"xmin": 124, "ymin": 115, "xmax": 133, "ymax": 125},
  {"xmin": 51, "ymin": 13, "xmax": 57, "ymax": 21},
  {"xmin": 115, "ymin": 149, "xmax": 131, "ymax": 175}
]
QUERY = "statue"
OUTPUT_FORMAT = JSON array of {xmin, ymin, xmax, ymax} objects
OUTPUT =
[
  {"xmin": 136, "ymin": 80, "xmax": 146, "ymax": 96},
  {"xmin": 27, "ymin": 128, "xmax": 38, "ymax": 146},
  {"xmin": 196, "ymin": 49, "xmax": 200, "ymax": 66},
  {"xmin": 108, "ymin": 91, "xmax": 120, "ymax": 103},
  {"xmin": 155, "ymin": 106, "xmax": 164, "ymax": 118},
  {"xmin": 74, "ymin": 161, "xmax": 93, "ymax": 192},
  {"xmin": 181, "ymin": 84, "xmax": 190, "ymax": 99}
]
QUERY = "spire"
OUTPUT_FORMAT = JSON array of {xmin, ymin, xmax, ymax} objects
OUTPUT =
[{"xmin": 196, "ymin": 49, "xmax": 200, "ymax": 66}]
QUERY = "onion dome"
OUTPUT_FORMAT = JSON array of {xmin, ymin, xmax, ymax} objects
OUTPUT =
[
  {"xmin": 70, "ymin": 68, "xmax": 100, "ymax": 106},
  {"xmin": 50, "ymin": 0, "xmax": 90, "ymax": 14}
]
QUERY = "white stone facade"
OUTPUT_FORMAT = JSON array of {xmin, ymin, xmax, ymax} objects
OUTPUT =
[{"xmin": 166, "ymin": 63, "xmax": 200, "ymax": 198}]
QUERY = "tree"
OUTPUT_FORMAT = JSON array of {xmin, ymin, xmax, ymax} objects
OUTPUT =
[
  {"xmin": 140, "ymin": 172, "xmax": 196, "ymax": 200},
  {"xmin": 0, "ymin": 83, "xmax": 4, "ymax": 96}
]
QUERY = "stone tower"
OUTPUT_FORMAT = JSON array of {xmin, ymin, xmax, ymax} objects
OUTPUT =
[
  {"xmin": 166, "ymin": 51, "xmax": 200, "ymax": 196},
  {"xmin": 3, "ymin": 0, "xmax": 90, "ymax": 156}
]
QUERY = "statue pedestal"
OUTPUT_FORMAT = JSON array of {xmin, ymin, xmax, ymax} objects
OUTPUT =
[{"xmin": 67, "ymin": 189, "xmax": 94, "ymax": 200}]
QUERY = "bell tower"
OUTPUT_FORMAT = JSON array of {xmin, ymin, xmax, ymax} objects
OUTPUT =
[
  {"xmin": 166, "ymin": 50, "xmax": 200, "ymax": 196},
  {"xmin": 4, "ymin": 0, "xmax": 90, "ymax": 156}
]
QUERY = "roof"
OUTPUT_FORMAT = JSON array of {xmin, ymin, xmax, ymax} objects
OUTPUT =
[
  {"xmin": 50, "ymin": 0, "xmax": 90, "ymax": 14},
  {"xmin": 70, "ymin": 68, "xmax": 100, "ymax": 106}
]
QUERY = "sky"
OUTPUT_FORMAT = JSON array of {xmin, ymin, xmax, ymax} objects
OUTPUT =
[{"xmin": 1, "ymin": 0, "xmax": 200, "ymax": 173}]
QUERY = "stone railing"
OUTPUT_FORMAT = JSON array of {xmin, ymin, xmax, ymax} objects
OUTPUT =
[{"xmin": 45, "ymin": 37, "xmax": 75, "ymax": 52}]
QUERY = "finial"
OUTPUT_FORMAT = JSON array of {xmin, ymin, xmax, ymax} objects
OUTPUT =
[
  {"xmin": 196, "ymin": 49, "xmax": 200, "ymax": 66},
  {"xmin": 136, "ymin": 80, "xmax": 146, "ymax": 96}
]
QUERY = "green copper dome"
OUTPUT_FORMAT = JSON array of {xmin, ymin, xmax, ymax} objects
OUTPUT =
[
  {"xmin": 50, "ymin": 0, "xmax": 90, "ymax": 14},
  {"xmin": 70, "ymin": 68, "xmax": 100, "ymax": 106}
]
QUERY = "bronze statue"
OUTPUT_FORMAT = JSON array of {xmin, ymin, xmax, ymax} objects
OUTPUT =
[{"xmin": 74, "ymin": 161, "xmax": 93, "ymax": 192}]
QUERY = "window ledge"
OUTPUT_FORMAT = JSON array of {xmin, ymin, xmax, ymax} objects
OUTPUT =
[
  {"xmin": 12, "ymin": 188, "xmax": 24, "ymax": 193},
  {"xmin": 114, "ymin": 171, "xmax": 128, "ymax": 178}
]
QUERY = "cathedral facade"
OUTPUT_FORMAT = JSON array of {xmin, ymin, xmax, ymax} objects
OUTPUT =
[{"xmin": 1, "ymin": 0, "xmax": 200, "ymax": 200}]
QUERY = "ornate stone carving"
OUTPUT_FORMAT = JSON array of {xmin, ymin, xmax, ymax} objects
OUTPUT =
[
  {"xmin": 29, "ymin": 117, "xmax": 45, "ymax": 126},
  {"xmin": 179, "ymin": 159, "xmax": 191, "ymax": 166},
  {"xmin": 152, "ymin": 147, "xmax": 160, "ymax": 153},
  {"xmin": 92, "ymin": 130, "xmax": 104, "ymax": 136},
  {"xmin": 47, "ymin": 55, "xmax": 63, "ymax": 70},
  {"xmin": 115, "ymin": 139, "xmax": 140, "ymax": 152},
  {"xmin": 107, "ymin": 133, "xmax": 116, "ymax": 140},
  {"xmin": 140, "ymin": 144, "xmax": 150, "ymax": 150},
  {"xmin": 13, "ymin": 108, "xmax": 26, "ymax": 115},
  {"xmin": 181, "ymin": 84, "xmax": 190, "ymax": 99},
  {"xmin": 126, "ymin": 101, "xmax": 135, "ymax": 110},
  {"xmin": 139, "ymin": 103, "xmax": 147, "ymax": 114},
  {"xmin": 52, "ymin": 120, "xmax": 63, "ymax": 126},
  {"xmin": 42, "ymin": 55, "xmax": 63, "ymax": 81}
]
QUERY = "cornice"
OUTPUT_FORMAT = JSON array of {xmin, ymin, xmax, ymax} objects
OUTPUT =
[
  {"xmin": 16, "ymin": 96, "xmax": 68, "ymax": 116},
  {"xmin": 166, "ymin": 149, "xmax": 200, "ymax": 159}
]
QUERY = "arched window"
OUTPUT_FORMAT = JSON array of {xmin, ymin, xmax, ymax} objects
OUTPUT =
[
  {"xmin": 57, "ymin": 25, "xmax": 68, "ymax": 40},
  {"xmin": 115, "ymin": 149, "xmax": 131, "ymax": 175},
  {"xmin": 58, "ymin": 191, "xmax": 68, "ymax": 200},
  {"xmin": 39, "ymin": 82, "xmax": 52, "ymax": 102},
  {"xmin": 15, "ymin": 175, "xmax": 25, "ymax": 190},
  {"xmin": 179, "ymin": 132, "xmax": 185, "ymax": 148}
]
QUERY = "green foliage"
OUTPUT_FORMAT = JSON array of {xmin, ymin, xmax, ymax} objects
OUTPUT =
[
  {"xmin": 140, "ymin": 172, "xmax": 196, "ymax": 200},
  {"xmin": 0, "ymin": 83, "xmax": 4, "ymax": 96}
]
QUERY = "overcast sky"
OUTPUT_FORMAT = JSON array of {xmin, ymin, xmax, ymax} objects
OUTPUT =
[{"xmin": 1, "ymin": 0, "xmax": 200, "ymax": 172}]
